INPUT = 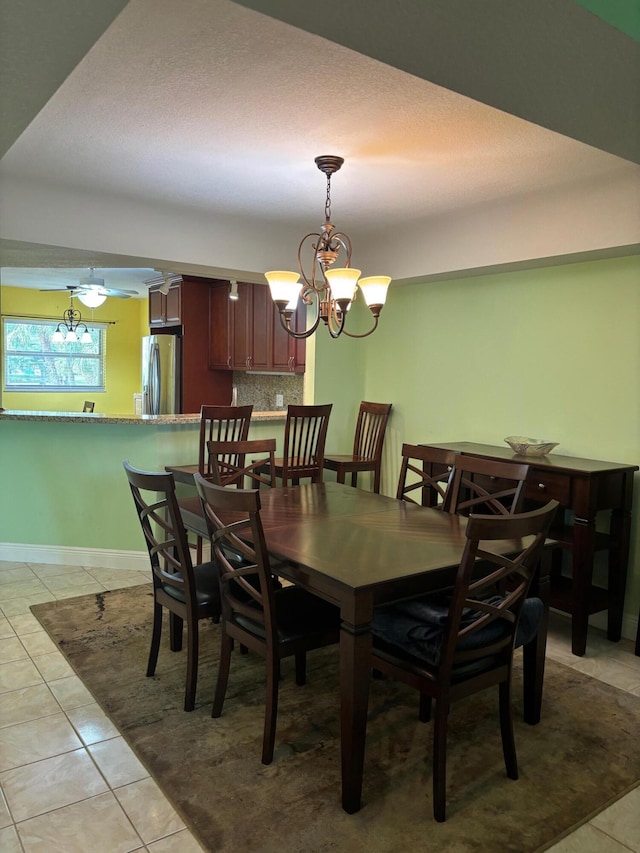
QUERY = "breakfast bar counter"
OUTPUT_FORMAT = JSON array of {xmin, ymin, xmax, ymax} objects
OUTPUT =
[{"xmin": 0, "ymin": 409, "xmax": 286, "ymax": 560}]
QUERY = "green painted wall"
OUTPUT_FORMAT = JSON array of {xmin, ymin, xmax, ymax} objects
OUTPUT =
[
  {"xmin": 0, "ymin": 418, "xmax": 283, "ymax": 552},
  {"xmin": 315, "ymin": 253, "xmax": 640, "ymax": 631},
  {"xmin": 1, "ymin": 285, "xmax": 144, "ymax": 413}
]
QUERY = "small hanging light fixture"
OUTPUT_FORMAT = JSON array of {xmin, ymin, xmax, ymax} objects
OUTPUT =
[
  {"xmin": 265, "ymin": 156, "xmax": 391, "ymax": 339},
  {"xmin": 52, "ymin": 298, "xmax": 92, "ymax": 344}
]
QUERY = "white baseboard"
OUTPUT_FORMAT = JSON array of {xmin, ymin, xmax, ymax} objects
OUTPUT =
[{"xmin": 0, "ymin": 543, "xmax": 149, "ymax": 571}]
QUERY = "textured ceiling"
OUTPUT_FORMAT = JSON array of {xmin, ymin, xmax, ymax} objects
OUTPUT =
[{"xmin": 0, "ymin": 0, "xmax": 638, "ymax": 292}]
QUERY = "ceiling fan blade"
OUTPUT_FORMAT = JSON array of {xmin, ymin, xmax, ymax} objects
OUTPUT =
[{"xmin": 100, "ymin": 288, "xmax": 138, "ymax": 298}]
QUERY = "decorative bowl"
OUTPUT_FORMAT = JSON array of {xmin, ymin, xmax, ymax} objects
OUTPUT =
[{"xmin": 504, "ymin": 436, "xmax": 558, "ymax": 457}]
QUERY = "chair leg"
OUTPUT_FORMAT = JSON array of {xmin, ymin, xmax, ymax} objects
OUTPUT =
[
  {"xmin": 169, "ymin": 612, "xmax": 183, "ymax": 652},
  {"xmin": 184, "ymin": 621, "xmax": 199, "ymax": 712},
  {"xmin": 295, "ymin": 651, "xmax": 306, "ymax": 686},
  {"xmin": 212, "ymin": 631, "xmax": 233, "ymax": 718},
  {"xmin": 419, "ymin": 693, "xmax": 432, "ymax": 723},
  {"xmin": 373, "ymin": 464, "xmax": 381, "ymax": 494},
  {"xmin": 499, "ymin": 679, "xmax": 518, "ymax": 779},
  {"xmin": 350, "ymin": 471, "xmax": 358, "ymax": 488},
  {"xmin": 146, "ymin": 602, "xmax": 163, "ymax": 677},
  {"xmin": 262, "ymin": 652, "xmax": 280, "ymax": 764},
  {"xmin": 432, "ymin": 702, "xmax": 449, "ymax": 822}
]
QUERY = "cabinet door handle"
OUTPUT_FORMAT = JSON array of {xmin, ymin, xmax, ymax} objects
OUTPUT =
[
  {"xmin": 537, "ymin": 483, "xmax": 546, "ymax": 491},
  {"xmin": 227, "ymin": 356, "xmax": 231, "ymax": 368}
]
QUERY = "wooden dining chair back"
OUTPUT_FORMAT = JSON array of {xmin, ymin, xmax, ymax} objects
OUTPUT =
[
  {"xmin": 207, "ymin": 438, "xmax": 277, "ymax": 489},
  {"xmin": 198, "ymin": 404, "xmax": 254, "ymax": 477},
  {"xmin": 396, "ymin": 444, "xmax": 457, "ymax": 508},
  {"xmin": 167, "ymin": 405, "xmax": 254, "ymax": 563},
  {"xmin": 443, "ymin": 454, "xmax": 529, "ymax": 516},
  {"xmin": 123, "ymin": 461, "xmax": 220, "ymax": 712},
  {"xmin": 165, "ymin": 404, "xmax": 254, "ymax": 485},
  {"xmin": 274, "ymin": 403, "xmax": 333, "ymax": 485},
  {"xmin": 194, "ymin": 474, "xmax": 340, "ymax": 764},
  {"xmin": 371, "ymin": 499, "xmax": 558, "ymax": 821},
  {"xmin": 324, "ymin": 401, "xmax": 392, "ymax": 493},
  {"xmin": 82, "ymin": 401, "xmax": 95, "ymax": 413}
]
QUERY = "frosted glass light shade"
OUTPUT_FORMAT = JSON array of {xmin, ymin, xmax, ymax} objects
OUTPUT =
[
  {"xmin": 358, "ymin": 275, "xmax": 391, "ymax": 307},
  {"xmin": 265, "ymin": 270, "xmax": 301, "ymax": 303},
  {"xmin": 325, "ymin": 267, "xmax": 361, "ymax": 301},
  {"xmin": 65, "ymin": 330, "xmax": 78, "ymax": 342},
  {"xmin": 78, "ymin": 290, "xmax": 107, "ymax": 308},
  {"xmin": 80, "ymin": 330, "xmax": 92, "ymax": 343},
  {"xmin": 52, "ymin": 328, "xmax": 65, "ymax": 343}
]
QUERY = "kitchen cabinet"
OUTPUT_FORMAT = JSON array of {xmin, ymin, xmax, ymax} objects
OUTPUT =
[
  {"xmin": 271, "ymin": 299, "xmax": 306, "ymax": 373},
  {"xmin": 148, "ymin": 281, "xmax": 182, "ymax": 326},
  {"xmin": 146, "ymin": 274, "xmax": 232, "ymax": 411},
  {"xmin": 209, "ymin": 281, "xmax": 305, "ymax": 373}
]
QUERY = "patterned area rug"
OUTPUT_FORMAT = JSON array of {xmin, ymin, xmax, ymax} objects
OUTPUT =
[{"xmin": 32, "ymin": 585, "xmax": 640, "ymax": 853}]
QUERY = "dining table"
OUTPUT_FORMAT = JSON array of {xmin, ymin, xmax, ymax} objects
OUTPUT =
[{"xmin": 179, "ymin": 481, "xmax": 550, "ymax": 814}]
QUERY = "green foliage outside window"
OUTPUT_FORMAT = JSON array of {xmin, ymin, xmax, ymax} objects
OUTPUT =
[{"xmin": 3, "ymin": 319, "xmax": 105, "ymax": 392}]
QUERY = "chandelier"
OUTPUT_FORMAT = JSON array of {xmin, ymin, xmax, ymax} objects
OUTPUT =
[
  {"xmin": 265, "ymin": 156, "xmax": 391, "ymax": 339},
  {"xmin": 51, "ymin": 302, "xmax": 92, "ymax": 343}
]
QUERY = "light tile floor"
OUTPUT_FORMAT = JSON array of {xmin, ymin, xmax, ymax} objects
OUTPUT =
[{"xmin": 0, "ymin": 559, "xmax": 639, "ymax": 852}]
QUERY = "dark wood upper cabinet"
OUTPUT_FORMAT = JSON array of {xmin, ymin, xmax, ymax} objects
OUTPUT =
[
  {"xmin": 209, "ymin": 281, "xmax": 305, "ymax": 373},
  {"xmin": 148, "ymin": 282, "xmax": 181, "ymax": 326}
]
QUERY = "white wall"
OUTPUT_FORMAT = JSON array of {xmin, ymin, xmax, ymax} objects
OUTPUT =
[{"xmin": 2, "ymin": 167, "xmax": 639, "ymax": 284}]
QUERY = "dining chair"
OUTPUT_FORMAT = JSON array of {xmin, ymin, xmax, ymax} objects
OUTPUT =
[
  {"xmin": 165, "ymin": 404, "xmax": 253, "ymax": 485},
  {"xmin": 443, "ymin": 454, "xmax": 530, "ymax": 516},
  {"xmin": 371, "ymin": 499, "xmax": 558, "ymax": 821},
  {"xmin": 323, "ymin": 401, "xmax": 392, "ymax": 493},
  {"xmin": 82, "ymin": 400, "xmax": 95, "ymax": 413},
  {"xmin": 207, "ymin": 438, "xmax": 277, "ymax": 489},
  {"xmin": 396, "ymin": 444, "xmax": 457, "ymax": 508},
  {"xmin": 194, "ymin": 475, "xmax": 340, "ymax": 764},
  {"xmin": 269, "ymin": 403, "xmax": 333, "ymax": 485},
  {"xmin": 166, "ymin": 404, "xmax": 254, "ymax": 562},
  {"xmin": 123, "ymin": 461, "xmax": 220, "ymax": 712}
]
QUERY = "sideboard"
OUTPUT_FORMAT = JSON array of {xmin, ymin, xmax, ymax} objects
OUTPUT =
[{"xmin": 421, "ymin": 441, "xmax": 638, "ymax": 656}]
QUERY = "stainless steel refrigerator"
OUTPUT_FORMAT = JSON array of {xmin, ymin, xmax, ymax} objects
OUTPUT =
[{"xmin": 141, "ymin": 334, "xmax": 182, "ymax": 414}]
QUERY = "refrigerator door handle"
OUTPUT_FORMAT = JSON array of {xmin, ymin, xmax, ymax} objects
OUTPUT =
[{"xmin": 150, "ymin": 341, "xmax": 161, "ymax": 415}]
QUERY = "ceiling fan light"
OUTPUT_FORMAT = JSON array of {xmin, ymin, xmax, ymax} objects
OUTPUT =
[
  {"xmin": 358, "ymin": 275, "xmax": 391, "ymax": 307},
  {"xmin": 78, "ymin": 289, "xmax": 107, "ymax": 308},
  {"xmin": 325, "ymin": 267, "xmax": 361, "ymax": 301},
  {"xmin": 265, "ymin": 270, "xmax": 300, "ymax": 304}
]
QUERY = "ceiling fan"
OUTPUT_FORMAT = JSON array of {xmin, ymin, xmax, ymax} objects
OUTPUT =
[{"xmin": 40, "ymin": 268, "xmax": 139, "ymax": 307}]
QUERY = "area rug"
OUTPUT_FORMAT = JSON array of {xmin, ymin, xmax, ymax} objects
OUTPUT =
[{"xmin": 32, "ymin": 585, "xmax": 640, "ymax": 853}]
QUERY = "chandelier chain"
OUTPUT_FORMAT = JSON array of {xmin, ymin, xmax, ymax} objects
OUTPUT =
[{"xmin": 325, "ymin": 173, "xmax": 332, "ymax": 222}]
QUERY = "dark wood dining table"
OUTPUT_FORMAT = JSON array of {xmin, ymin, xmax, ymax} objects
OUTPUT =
[{"xmin": 180, "ymin": 481, "xmax": 550, "ymax": 814}]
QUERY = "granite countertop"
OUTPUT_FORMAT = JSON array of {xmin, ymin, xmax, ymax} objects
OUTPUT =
[{"xmin": 0, "ymin": 410, "xmax": 287, "ymax": 425}]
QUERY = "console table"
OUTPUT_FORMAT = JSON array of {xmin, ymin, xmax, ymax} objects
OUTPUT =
[{"xmin": 421, "ymin": 442, "xmax": 638, "ymax": 656}]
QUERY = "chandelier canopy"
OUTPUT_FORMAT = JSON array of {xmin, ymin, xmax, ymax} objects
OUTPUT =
[{"xmin": 265, "ymin": 156, "xmax": 391, "ymax": 339}]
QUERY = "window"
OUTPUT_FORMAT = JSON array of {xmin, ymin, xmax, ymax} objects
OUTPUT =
[{"xmin": 3, "ymin": 318, "xmax": 106, "ymax": 392}]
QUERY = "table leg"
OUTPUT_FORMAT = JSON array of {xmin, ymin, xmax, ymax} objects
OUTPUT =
[
  {"xmin": 339, "ymin": 619, "xmax": 372, "ymax": 814},
  {"xmin": 608, "ymin": 507, "xmax": 631, "ymax": 643},
  {"xmin": 523, "ymin": 550, "xmax": 550, "ymax": 724},
  {"xmin": 571, "ymin": 516, "xmax": 596, "ymax": 656}
]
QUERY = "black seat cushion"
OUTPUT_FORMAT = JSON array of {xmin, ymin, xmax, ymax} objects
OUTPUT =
[
  {"xmin": 162, "ymin": 561, "xmax": 220, "ymax": 607},
  {"xmin": 234, "ymin": 586, "xmax": 340, "ymax": 642},
  {"xmin": 372, "ymin": 595, "xmax": 543, "ymax": 668}
]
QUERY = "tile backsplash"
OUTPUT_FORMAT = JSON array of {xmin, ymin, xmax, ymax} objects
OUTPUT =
[{"xmin": 233, "ymin": 372, "xmax": 303, "ymax": 412}]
